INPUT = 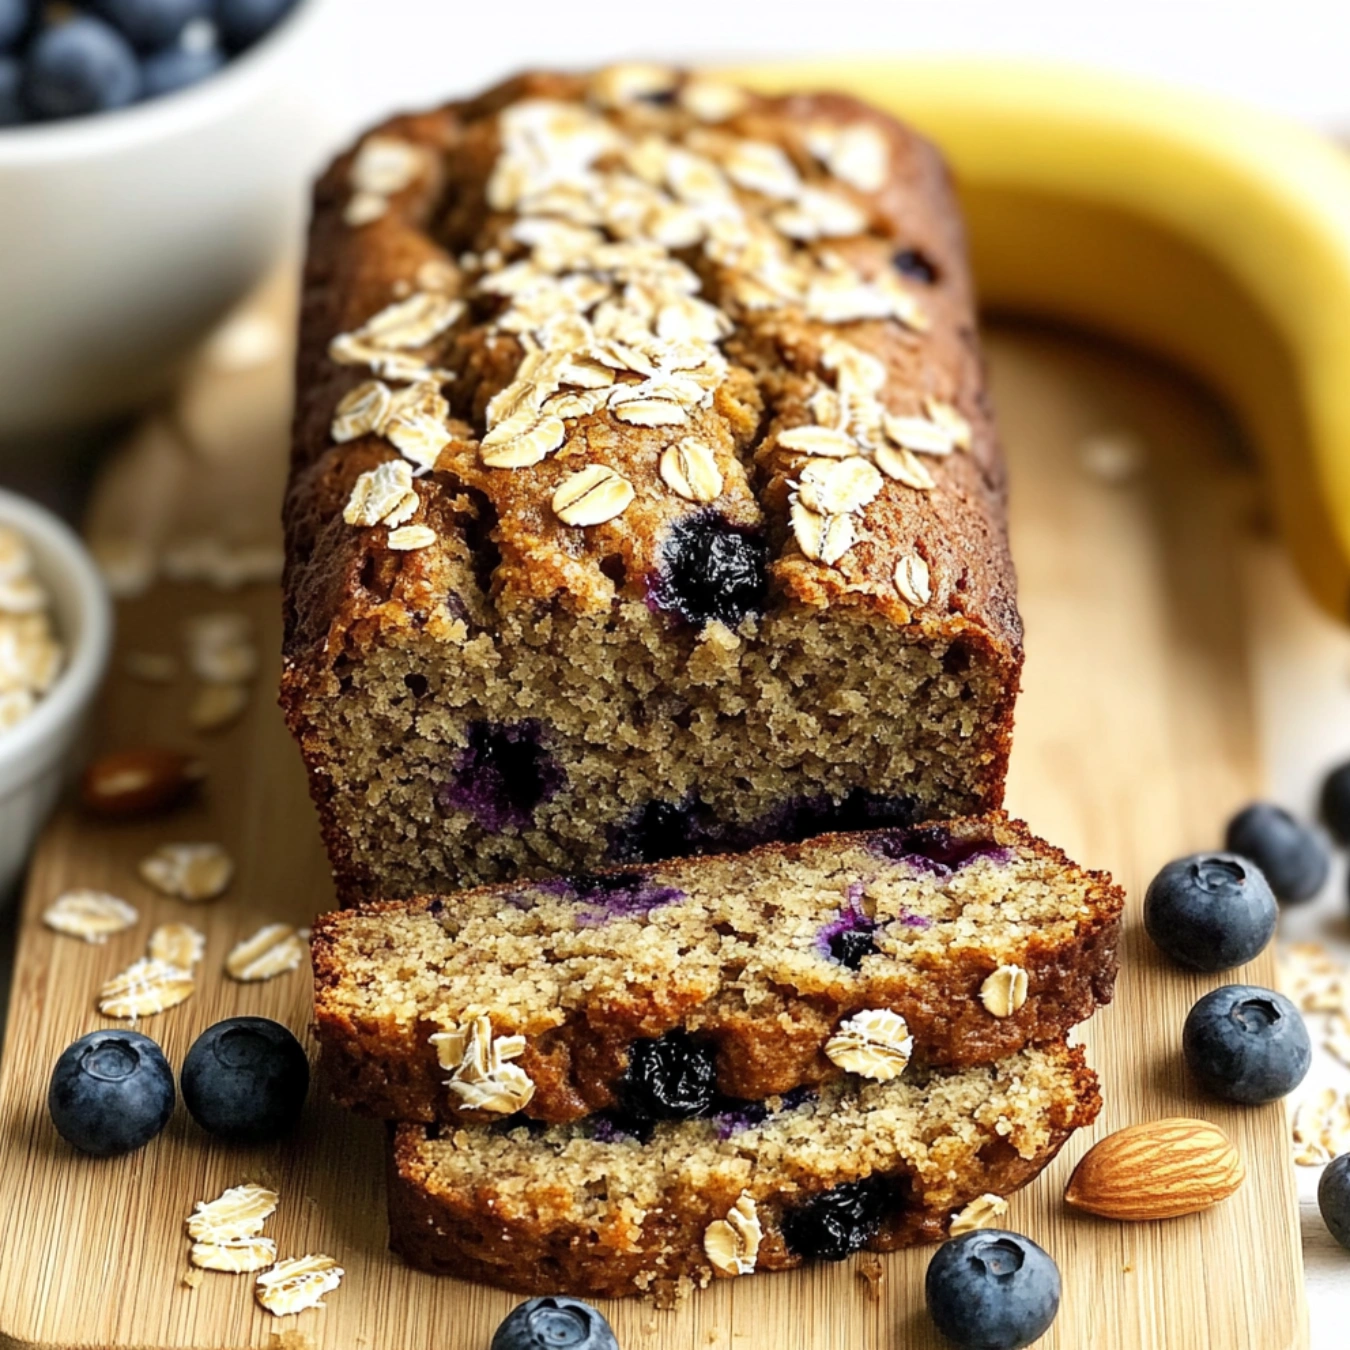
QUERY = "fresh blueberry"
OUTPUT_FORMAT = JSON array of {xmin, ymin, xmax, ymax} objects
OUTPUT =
[
  {"xmin": 925, "ymin": 1230, "xmax": 1061, "ymax": 1350},
  {"xmin": 1319, "ymin": 761, "xmax": 1350, "ymax": 845},
  {"xmin": 781, "ymin": 1175, "xmax": 892, "ymax": 1261},
  {"xmin": 490, "ymin": 1297, "xmax": 619, "ymax": 1350},
  {"xmin": 180, "ymin": 1016, "xmax": 309, "ymax": 1142},
  {"xmin": 47, "ymin": 1030, "xmax": 174, "ymax": 1157},
  {"xmin": 89, "ymin": 0, "xmax": 210, "ymax": 51},
  {"xmin": 617, "ymin": 1029, "xmax": 716, "ymax": 1121},
  {"xmin": 0, "ymin": 0, "xmax": 29, "ymax": 54},
  {"xmin": 1182, "ymin": 984, "xmax": 1310, "ymax": 1104},
  {"xmin": 22, "ymin": 17, "xmax": 141, "ymax": 120},
  {"xmin": 1143, "ymin": 852, "xmax": 1277, "ymax": 972},
  {"xmin": 0, "ymin": 54, "xmax": 22, "ymax": 124},
  {"xmin": 650, "ymin": 511, "xmax": 768, "ymax": 629},
  {"xmin": 214, "ymin": 0, "xmax": 296, "ymax": 53},
  {"xmin": 1224, "ymin": 802, "xmax": 1328, "ymax": 904},
  {"xmin": 140, "ymin": 39, "xmax": 222, "ymax": 96},
  {"xmin": 1318, "ymin": 1153, "xmax": 1350, "ymax": 1251},
  {"xmin": 893, "ymin": 247, "xmax": 938, "ymax": 284}
]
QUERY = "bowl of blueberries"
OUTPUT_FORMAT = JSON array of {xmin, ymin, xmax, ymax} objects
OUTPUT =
[{"xmin": 0, "ymin": 0, "xmax": 325, "ymax": 437}]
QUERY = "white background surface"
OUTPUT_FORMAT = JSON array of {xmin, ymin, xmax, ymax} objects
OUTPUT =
[
  {"xmin": 297, "ymin": 0, "xmax": 1350, "ymax": 157},
  {"xmin": 296, "ymin": 2, "xmax": 1350, "ymax": 1342}
]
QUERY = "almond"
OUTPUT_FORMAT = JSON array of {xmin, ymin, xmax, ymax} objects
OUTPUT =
[
  {"xmin": 1064, "ymin": 1117, "xmax": 1244, "ymax": 1220},
  {"xmin": 80, "ymin": 748, "xmax": 206, "ymax": 819}
]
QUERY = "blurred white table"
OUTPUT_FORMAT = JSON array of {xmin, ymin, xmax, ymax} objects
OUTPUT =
[{"xmin": 296, "ymin": 0, "xmax": 1350, "ymax": 164}]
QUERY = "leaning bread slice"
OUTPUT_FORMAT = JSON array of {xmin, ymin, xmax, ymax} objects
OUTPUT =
[
  {"xmin": 387, "ymin": 1040, "xmax": 1099, "ymax": 1299},
  {"xmin": 312, "ymin": 813, "xmax": 1122, "ymax": 1124}
]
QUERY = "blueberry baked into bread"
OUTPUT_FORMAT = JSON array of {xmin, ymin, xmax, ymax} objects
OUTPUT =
[
  {"xmin": 387, "ymin": 1041, "xmax": 1099, "ymax": 1298},
  {"xmin": 312, "ymin": 815, "xmax": 1122, "ymax": 1124},
  {"xmin": 282, "ymin": 64, "xmax": 1023, "ymax": 901}
]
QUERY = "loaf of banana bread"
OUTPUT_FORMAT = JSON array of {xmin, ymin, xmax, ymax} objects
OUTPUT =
[
  {"xmin": 311, "ymin": 815, "xmax": 1121, "ymax": 1124},
  {"xmin": 387, "ymin": 1040, "xmax": 1098, "ymax": 1298},
  {"xmin": 283, "ymin": 65, "xmax": 1022, "ymax": 901}
]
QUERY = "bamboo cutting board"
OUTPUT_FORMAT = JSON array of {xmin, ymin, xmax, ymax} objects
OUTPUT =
[{"xmin": 0, "ymin": 309, "xmax": 1308, "ymax": 1349}]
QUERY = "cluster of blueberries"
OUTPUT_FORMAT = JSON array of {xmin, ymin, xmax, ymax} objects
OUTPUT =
[
  {"xmin": 47, "ymin": 1015, "xmax": 307, "ymax": 1154},
  {"xmin": 0, "ymin": 0, "xmax": 297, "ymax": 126},
  {"xmin": 1142, "ymin": 760, "xmax": 1350, "ymax": 1289}
]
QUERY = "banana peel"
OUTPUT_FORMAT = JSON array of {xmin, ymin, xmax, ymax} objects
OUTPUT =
[{"xmin": 730, "ymin": 60, "xmax": 1350, "ymax": 620}]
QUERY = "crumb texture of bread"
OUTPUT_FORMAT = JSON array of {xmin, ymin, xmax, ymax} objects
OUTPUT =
[
  {"xmin": 281, "ymin": 66, "xmax": 1022, "ymax": 900},
  {"xmin": 312, "ymin": 815, "xmax": 1122, "ymax": 1122},
  {"xmin": 387, "ymin": 1041, "xmax": 1100, "ymax": 1298}
]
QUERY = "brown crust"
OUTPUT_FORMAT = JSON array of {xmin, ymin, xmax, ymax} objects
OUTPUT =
[
  {"xmin": 386, "ymin": 1044, "xmax": 1100, "ymax": 1298},
  {"xmin": 280, "ymin": 69, "xmax": 1022, "ymax": 903},
  {"xmin": 311, "ymin": 814, "xmax": 1122, "ymax": 1123}
]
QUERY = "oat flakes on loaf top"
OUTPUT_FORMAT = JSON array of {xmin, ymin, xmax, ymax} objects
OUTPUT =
[
  {"xmin": 287, "ymin": 66, "xmax": 1016, "ymax": 635},
  {"xmin": 283, "ymin": 66, "xmax": 1022, "ymax": 897}
]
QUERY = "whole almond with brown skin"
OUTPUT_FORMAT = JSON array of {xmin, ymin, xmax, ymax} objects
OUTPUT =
[
  {"xmin": 1065, "ymin": 1117, "xmax": 1245, "ymax": 1220},
  {"xmin": 81, "ymin": 749, "xmax": 206, "ymax": 819}
]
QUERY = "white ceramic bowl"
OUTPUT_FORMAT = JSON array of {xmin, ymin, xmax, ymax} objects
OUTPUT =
[
  {"xmin": 0, "ymin": 491, "xmax": 112, "ymax": 900},
  {"xmin": 0, "ymin": 1, "xmax": 329, "ymax": 437}
]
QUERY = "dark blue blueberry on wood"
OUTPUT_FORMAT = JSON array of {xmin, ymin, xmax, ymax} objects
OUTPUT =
[
  {"xmin": 616, "ymin": 1029, "xmax": 717, "ymax": 1122},
  {"xmin": 1320, "ymin": 760, "xmax": 1350, "ymax": 844},
  {"xmin": 1182, "ymin": 984, "xmax": 1310, "ymax": 1105},
  {"xmin": 926, "ymin": 1230, "xmax": 1061, "ymax": 1350},
  {"xmin": 439, "ymin": 719, "xmax": 565, "ymax": 833},
  {"xmin": 1318, "ymin": 1153, "xmax": 1350, "ymax": 1252},
  {"xmin": 180, "ymin": 1016, "xmax": 309, "ymax": 1142},
  {"xmin": 781, "ymin": 1175, "xmax": 892, "ymax": 1262},
  {"xmin": 1224, "ymin": 801, "xmax": 1328, "ymax": 904},
  {"xmin": 491, "ymin": 1297, "xmax": 619, "ymax": 1350},
  {"xmin": 48, "ymin": 1030, "xmax": 174, "ymax": 1157},
  {"xmin": 650, "ymin": 511, "xmax": 768, "ymax": 629},
  {"xmin": 1143, "ymin": 852, "xmax": 1276, "ymax": 972}
]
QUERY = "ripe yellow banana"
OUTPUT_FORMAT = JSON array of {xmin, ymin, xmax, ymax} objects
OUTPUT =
[{"xmin": 732, "ymin": 60, "xmax": 1350, "ymax": 620}]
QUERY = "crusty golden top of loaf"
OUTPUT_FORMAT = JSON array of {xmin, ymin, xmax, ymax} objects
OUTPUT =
[{"xmin": 284, "ymin": 66, "xmax": 1019, "ymax": 667}]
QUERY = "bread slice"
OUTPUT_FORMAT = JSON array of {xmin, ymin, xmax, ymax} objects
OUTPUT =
[
  {"xmin": 283, "ymin": 67, "xmax": 1022, "ymax": 902},
  {"xmin": 387, "ymin": 1040, "xmax": 1099, "ymax": 1299},
  {"xmin": 313, "ymin": 814, "xmax": 1121, "ymax": 1124}
]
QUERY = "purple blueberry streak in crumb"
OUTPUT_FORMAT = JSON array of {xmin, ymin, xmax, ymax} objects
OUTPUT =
[
  {"xmin": 589, "ymin": 1109, "xmax": 654, "ymax": 1143},
  {"xmin": 899, "ymin": 910, "xmax": 933, "ymax": 929},
  {"xmin": 536, "ymin": 871, "xmax": 684, "ymax": 926},
  {"xmin": 713, "ymin": 1085, "xmax": 816, "ymax": 1138},
  {"xmin": 607, "ymin": 790, "xmax": 920, "ymax": 865},
  {"xmin": 713, "ymin": 1101, "xmax": 769, "ymax": 1138},
  {"xmin": 871, "ymin": 825, "xmax": 1010, "ymax": 875},
  {"xmin": 589, "ymin": 1115, "xmax": 629, "ymax": 1143},
  {"xmin": 437, "ymin": 719, "xmax": 565, "ymax": 833}
]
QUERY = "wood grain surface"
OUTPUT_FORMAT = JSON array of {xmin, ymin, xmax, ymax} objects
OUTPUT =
[{"xmin": 0, "ymin": 310, "xmax": 1308, "ymax": 1349}]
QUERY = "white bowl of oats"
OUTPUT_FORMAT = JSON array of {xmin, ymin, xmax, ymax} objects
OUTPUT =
[{"xmin": 0, "ymin": 490, "xmax": 112, "ymax": 898}]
